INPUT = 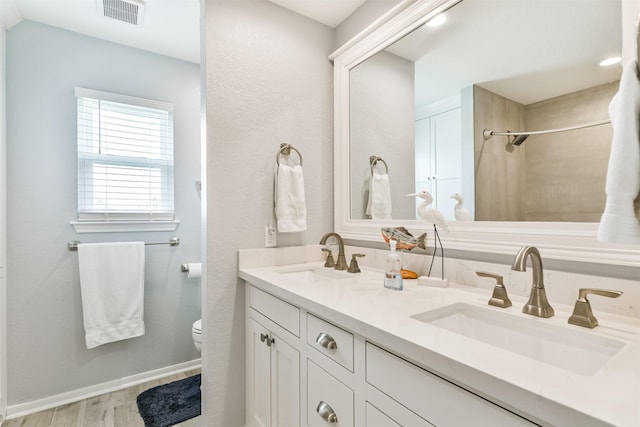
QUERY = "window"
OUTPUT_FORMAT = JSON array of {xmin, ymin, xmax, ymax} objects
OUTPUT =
[{"xmin": 75, "ymin": 87, "xmax": 174, "ymax": 222}]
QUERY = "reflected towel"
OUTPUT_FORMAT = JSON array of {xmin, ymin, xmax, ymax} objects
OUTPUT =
[
  {"xmin": 366, "ymin": 172, "xmax": 392, "ymax": 220},
  {"xmin": 597, "ymin": 60, "xmax": 640, "ymax": 245},
  {"xmin": 78, "ymin": 242, "xmax": 145, "ymax": 349},
  {"xmin": 275, "ymin": 164, "xmax": 307, "ymax": 232}
]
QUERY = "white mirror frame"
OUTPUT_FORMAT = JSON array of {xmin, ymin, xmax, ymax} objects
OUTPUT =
[{"xmin": 330, "ymin": 0, "xmax": 640, "ymax": 267}]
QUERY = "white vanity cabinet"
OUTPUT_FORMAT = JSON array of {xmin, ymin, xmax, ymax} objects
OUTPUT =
[
  {"xmin": 246, "ymin": 287, "xmax": 300, "ymax": 427},
  {"xmin": 245, "ymin": 282, "xmax": 538, "ymax": 427},
  {"xmin": 305, "ymin": 314, "xmax": 356, "ymax": 427},
  {"xmin": 365, "ymin": 343, "xmax": 535, "ymax": 427}
]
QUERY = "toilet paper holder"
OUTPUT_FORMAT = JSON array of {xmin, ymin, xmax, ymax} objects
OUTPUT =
[{"xmin": 180, "ymin": 263, "xmax": 202, "ymax": 279}]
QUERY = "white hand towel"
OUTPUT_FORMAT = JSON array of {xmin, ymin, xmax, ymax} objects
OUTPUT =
[
  {"xmin": 597, "ymin": 60, "xmax": 640, "ymax": 245},
  {"xmin": 366, "ymin": 172, "xmax": 392, "ymax": 220},
  {"xmin": 275, "ymin": 164, "xmax": 307, "ymax": 232},
  {"xmin": 78, "ymin": 242, "xmax": 145, "ymax": 349}
]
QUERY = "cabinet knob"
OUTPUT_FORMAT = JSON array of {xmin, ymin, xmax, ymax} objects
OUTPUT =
[
  {"xmin": 316, "ymin": 332, "xmax": 337, "ymax": 350},
  {"xmin": 316, "ymin": 401, "xmax": 338, "ymax": 424},
  {"xmin": 260, "ymin": 333, "xmax": 274, "ymax": 347}
]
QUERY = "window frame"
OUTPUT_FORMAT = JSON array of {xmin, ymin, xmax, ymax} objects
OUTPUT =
[{"xmin": 72, "ymin": 87, "xmax": 179, "ymax": 233}]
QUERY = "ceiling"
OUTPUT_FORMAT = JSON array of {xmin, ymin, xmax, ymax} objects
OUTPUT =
[
  {"xmin": 2, "ymin": 0, "xmax": 201, "ymax": 63},
  {"xmin": 268, "ymin": 0, "xmax": 366, "ymax": 27},
  {"xmin": 384, "ymin": 0, "xmax": 622, "ymax": 106},
  {"xmin": 1, "ymin": 0, "xmax": 362, "ymax": 64},
  {"xmin": 4, "ymin": 0, "xmax": 621, "ymax": 107}
]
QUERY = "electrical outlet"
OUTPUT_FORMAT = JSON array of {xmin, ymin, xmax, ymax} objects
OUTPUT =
[{"xmin": 264, "ymin": 226, "xmax": 277, "ymax": 248}]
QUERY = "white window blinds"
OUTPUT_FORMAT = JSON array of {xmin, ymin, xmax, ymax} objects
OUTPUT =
[{"xmin": 76, "ymin": 87, "xmax": 174, "ymax": 221}]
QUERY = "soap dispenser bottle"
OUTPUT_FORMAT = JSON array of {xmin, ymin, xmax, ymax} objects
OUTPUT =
[{"xmin": 384, "ymin": 240, "xmax": 403, "ymax": 291}]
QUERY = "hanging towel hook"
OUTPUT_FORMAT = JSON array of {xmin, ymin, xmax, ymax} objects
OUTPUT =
[
  {"xmin": 369, "ymin": 155, "xmax": 389, "ymax": 175},
  {"xmin": 276, "ymin": 143, "xmax": 303, "ymax": 166}
]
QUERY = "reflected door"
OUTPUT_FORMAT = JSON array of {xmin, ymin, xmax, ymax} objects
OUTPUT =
[{"xmin": 415, "ymin": 107, "xmax": 462, "ymax": 221}]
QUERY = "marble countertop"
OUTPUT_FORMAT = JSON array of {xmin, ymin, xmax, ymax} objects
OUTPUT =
[{"xmin": 239, "ymin": 261, "xmax": 640, "ymax": 427}]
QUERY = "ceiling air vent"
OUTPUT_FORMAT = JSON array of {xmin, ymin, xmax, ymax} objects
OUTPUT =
[{"xmin": 97, "ymin": 0, "xmax": 146, "ymax": 27}]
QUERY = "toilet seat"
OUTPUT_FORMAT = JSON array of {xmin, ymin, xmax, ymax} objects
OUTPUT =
[
  {"xmin": 192, "ymin": 319, "xmax": 202, "ymax": 353},
  {"xmin": 192, "ymin": 319, "xmax": 202, "ymax": 335}
]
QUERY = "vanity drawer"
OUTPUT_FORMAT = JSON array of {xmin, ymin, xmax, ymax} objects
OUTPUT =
[
  {"xmin": 365, "ymin": 343, "xmax": 535, "ymax": 426},
  {"xmin": 307, "ymin": 313, "xmax": 354, "ymax": 371},
  {"xmin": 307, "ymin": 360, "xmax": 354, "ymax": 427},
  {"xmin": 366, "ymin": 402, "xmax": 400, "ymax": 427},
  {"xmin": 248, "ymin": 285, "xmax": 299, "ymax": 336}
]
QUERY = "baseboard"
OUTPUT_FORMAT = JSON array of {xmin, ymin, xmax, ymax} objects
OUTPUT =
[{"xmin": 6, "ymin": 358, "xmax": 201, "ymax": 420}]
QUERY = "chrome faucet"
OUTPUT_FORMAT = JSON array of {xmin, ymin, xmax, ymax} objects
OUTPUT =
[
  {"xmin": 319, "ymin": 232, "xmax": 348, "ymax": 271},
  {"xmin": 511, "ymin": 246, "xmax": 554, "ymax": 318}
]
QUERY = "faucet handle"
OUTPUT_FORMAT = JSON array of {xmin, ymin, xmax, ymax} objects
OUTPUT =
[
  {"xmin": 476, "ymin": 271, "xmax": 512, "ymax": 308},
  {"xmin": 347, "ymin": 253, "xmax": 365, "ymax": 273},
  {"xmin": 568, "ymin": 288, "xmax": 623, "ymax": 328},
  {"xmin": 476, "ymin": 271, "xmax": 504, "ymax": 285},
  {"xmin": 321, "ymin": 247, "xmax": 335, "ymax": 268}
]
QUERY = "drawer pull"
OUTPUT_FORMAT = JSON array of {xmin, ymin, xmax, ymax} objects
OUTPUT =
[
  {"xmin": 316, "ymin": 332, "xmax": 337, "ymax": 350},
  {"xmin": 260, "ymin": 333, "xmax": 274, "ymax": 347},
  {"xmin": 316, "ymin": 401, "xmax": 338, "ymax": 424}
]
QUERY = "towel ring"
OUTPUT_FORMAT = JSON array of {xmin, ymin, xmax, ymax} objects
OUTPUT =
[
  {"xmin": 276, "ymin": 143, "xmax": 303, "ymax": 166},
  {"xmin": 369, "ymin": 155, "xmax": 388, "ymax": 175}
]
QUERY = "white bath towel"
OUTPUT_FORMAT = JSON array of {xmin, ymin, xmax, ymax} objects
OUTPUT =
[
  {"xmin": 275, "ymin": 163, "xmax": 307, "ymax": 232},
  {"xmin": 366, "ymin": 172, "xmax": 392, "ymax": 220},
  {"xmin": 78, "ymin": 242, "xmax": 145, "ymax": 349},
  {"xmin": 597, "ymin": 60, "xmax": 640, "ymax": 245}
]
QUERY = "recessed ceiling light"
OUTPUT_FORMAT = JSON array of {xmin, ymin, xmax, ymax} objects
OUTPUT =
[
  {"xmin": 425, "ymin": 14, "xmax": 447, "ymax": 27},
  {"xmin": 599, "ymin": 56, "xmax": 621, "ymax": 67}
]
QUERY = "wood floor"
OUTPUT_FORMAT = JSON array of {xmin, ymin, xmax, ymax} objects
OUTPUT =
[{"xmin": 2, "ymin": 369, "xmax": 202, "ymax": 427}]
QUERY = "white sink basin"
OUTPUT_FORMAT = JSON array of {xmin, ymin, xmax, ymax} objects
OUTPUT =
[
  {"xmin": 276, "ymin": 266, "xmax": 349, "ymax": 283},
  {"xmin": 411, "ymin": 303, "xmax": 625, "ymax": 376}
]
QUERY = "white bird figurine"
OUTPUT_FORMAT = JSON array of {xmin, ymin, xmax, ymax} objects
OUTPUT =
[
  {"xmin": 451, "ymin": 193, "xmax": 472, "ymax": 221},
  {"xmin": 407, "ymin": 190, "xmax": 447, "ymax": 279},
  {"xmin": 407, "ymin": 190, "xmax": 448, "ymax": 231}
]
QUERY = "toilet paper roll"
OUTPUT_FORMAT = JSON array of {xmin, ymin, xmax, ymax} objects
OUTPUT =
[{"xmin": 186, "ymin": 263, "xmax": 201, "ymax": 279}]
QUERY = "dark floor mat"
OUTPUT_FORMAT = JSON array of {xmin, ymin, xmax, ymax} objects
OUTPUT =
[{"xmin": 136, "ymin": 374, "xmax": 201, "ymax": 427}]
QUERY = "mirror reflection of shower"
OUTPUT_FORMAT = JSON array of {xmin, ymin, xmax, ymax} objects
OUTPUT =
[{"xmin": 483, "ymin": 118, "xmax": 611, "ymax": 150}]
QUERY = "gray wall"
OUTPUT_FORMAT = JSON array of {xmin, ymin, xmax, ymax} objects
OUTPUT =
[
  {"xmin": 0, "ymin": 10, "xmax": 7, "ymax": 418},
  {"xmin": 473, "ymin": 85, "xmax": 526, "ymax": 221},
  {"xmin": 6, "ymin": 21, "xmax": 201, "ymax": 405},
  {"xmin": 350, "ymin": 50, "xmax": 415, "ymax": 220},
  {"xmin": 524, "ymin": 83, "xmax": 618, "ymax": 221},
  {"xmin": 204, "ymin": 1, "xmax": 334, "ymax": 425}
]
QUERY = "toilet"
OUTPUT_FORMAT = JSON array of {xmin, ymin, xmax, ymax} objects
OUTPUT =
[{"xmin": 192, "ymin": 319, "xmax": 202, "ymax": 353}]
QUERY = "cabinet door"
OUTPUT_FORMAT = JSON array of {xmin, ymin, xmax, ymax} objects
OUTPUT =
[
  {"xmin": 247, "ymin": 318, "xmax": 272, "ymax": 427},
  {"xmin": 432, "ymin": 108, "xmax": 462, "ymax": 181},
  {"xmin": 432, "ymin": 108, "xmax": 462, "ymax": 220},
  {"xmin": 271, "ymin": 332, "xmax": 300, "ymax": 427},
  {"xmin": 415, "ymin": 117, "xmax": 433, "ymax": 186}
]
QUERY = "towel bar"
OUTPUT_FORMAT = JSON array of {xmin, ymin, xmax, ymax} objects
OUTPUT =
[
  {"xmin": 276, "ymin": 143, "xmax": 303, "ymax": 166},
  {"xmin": 369, "ymin": 155, "xmax": 389, "ymax": 174},
  {"xmin": 68, "ymin": 237, "xmax": 180, "ymax": 251}
]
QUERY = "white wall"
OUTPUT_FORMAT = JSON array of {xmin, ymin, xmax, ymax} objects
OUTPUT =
[
  {"xmin": 335, "ymin": 0, "xmax": 402, "ymax": 49},
  {"xmin": 6, "ymin": 20, "xmax": 201, "ymax": 405},
  {"xmin": 204, "ymin": 1, "xmax": 334, "ymax": 425}
]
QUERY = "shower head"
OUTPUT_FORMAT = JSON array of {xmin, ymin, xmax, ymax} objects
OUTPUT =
[{"xmin": 512, "ymin": 134, "xmax": 530, "ymax": 146}]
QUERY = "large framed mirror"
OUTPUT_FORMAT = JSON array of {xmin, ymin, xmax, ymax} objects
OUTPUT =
[{"xmin": 330, "ymin": 0, "xmax": 639, "ymax": 266}]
